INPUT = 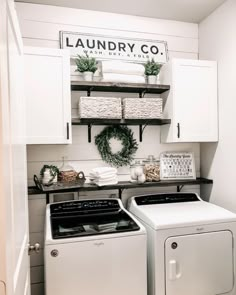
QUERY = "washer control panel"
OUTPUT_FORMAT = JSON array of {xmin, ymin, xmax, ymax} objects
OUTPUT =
[{"xmin": 50, "ymin": 199, "xmax": 120, "ymax": 216}]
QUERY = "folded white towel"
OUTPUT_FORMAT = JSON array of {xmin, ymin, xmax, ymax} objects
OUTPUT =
[
  {"xmin": 94, "ymin": 177, "xmax": 118, "ymax": 187},
  {"xmin": 89, "ymin": 172, "xmax": 117, "ymax": 180},
  {"xmin": 90, "ymin": 167, "xmax": 117, "ymax": 176},
  {"xmin": 102, "ymin": 73, "xmax": 145, "ymax": 84},
  {"xmin": 93, "ymin": 175, "xmax": 118, "ymax": 183},
  {"xmin": 101, "ymin": 61, "xmax": 145, "ymax": 76}
]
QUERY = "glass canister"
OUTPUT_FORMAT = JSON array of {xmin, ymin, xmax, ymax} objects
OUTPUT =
[
  {"xmin": 59, "ymin": 157, "xmax": 78, "ymax": 182},
  {"xmin": 130, "ymin": 160, "xmax": 146, "ymax": 183},
  {"xmin": 143, "ymin": 155, "xmax": 160, "ymax": 182}
]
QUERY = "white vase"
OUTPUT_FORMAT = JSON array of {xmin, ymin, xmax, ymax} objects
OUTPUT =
[
  {"xmin": 147, "ymin": 75, "xmax": 157, "ymax": 84},
  {"xmin": 42, "ymin": 169, "xmax": 58, "ymax": 184},
  {"xmin": 83, "ymin": 71, "xmax": 94, "ymax": 81}
]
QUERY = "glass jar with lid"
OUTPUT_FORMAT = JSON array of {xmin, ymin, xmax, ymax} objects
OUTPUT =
[
  {"xmin": 143, "ymin": 155, "xmax": 160, "ymax": 182},
  {"xmin": 130, "ymin": 160, "xmax": 146, "ymax": 183}
]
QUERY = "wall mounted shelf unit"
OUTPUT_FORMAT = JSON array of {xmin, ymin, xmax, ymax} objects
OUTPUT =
[
  {"xmin": 71, "ymin": 81, "xmax": 170, "ymax": 97},
  {"xmin": 71, "ymin": 81, "xmax": 171, "ymax": 142},
  {"xmin": 29, "ymin": 177, "xmax": 213, "ymax": 204},
  {"xmin": 72, "ymin": 118, "xmax": 171, "ymax": 142}
]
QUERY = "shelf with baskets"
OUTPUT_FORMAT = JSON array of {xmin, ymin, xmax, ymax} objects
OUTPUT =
[
  {"xmin": 71, "ymin": 81, "xmax": 171, "ymax": 142},
  {"xmin": 71, "ymin": 81, "xmax": 170, "ymax": 96}
]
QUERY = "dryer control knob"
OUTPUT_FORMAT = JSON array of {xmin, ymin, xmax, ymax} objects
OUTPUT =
[
  {"xmin": 51, "ymin": 249, "xmax": 59, "ymax": 257},
  {"xmin": 171, "ymin": 242, "xmax": 178, "ymax": 249}
]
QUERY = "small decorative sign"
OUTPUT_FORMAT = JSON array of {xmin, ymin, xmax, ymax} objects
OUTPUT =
[{"xmin": 60, "ymin": 31, "xmax": 168, "ymax": 63}]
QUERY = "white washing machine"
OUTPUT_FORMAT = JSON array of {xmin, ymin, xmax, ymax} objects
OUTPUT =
[
  {"xmin": 128, "ymin": 192, "xmax": 236, "ymax": 295},
  {"xmin": 45, "ymin": 198, "xmax": 147, "ymax": 295}
]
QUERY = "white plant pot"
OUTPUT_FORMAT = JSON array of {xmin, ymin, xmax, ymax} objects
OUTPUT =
[
  {"xmin": 83, "ymin": 71, "xmax": 94, "ymax": 81},
  {"xmin": 147, "ymin": 74, "xmax": 161, "ymax": 84},
  {"xmin": 147, "ymin": 75, "xmax": 157, "ymax": 84},
  {"xmin": 42, "ymin": 169, "xmax": 58, "ymax": 184},
  {"xmin": 156, "ymin": 74, "xmax": 161, "ymax": 84}
]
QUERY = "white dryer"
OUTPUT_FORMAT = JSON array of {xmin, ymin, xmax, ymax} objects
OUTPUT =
[
  {"xmin": 45, "ymin": 198, "xmax": 147, "ymax": 295},
  {"xmin": 128, "ymin": 192, "xmax": 236, "ymax": 295}
]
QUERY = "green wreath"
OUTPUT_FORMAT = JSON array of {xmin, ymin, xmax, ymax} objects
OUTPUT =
[{"xmin": 95, "ymin": 125, "xmax": 138, "ymax": 167}]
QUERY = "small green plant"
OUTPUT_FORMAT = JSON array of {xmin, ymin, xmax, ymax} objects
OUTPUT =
[
  {"xmin": 40, "ymin": 165, "xmax": 59, "ymax": 179},
  {"xmin": 144, "ymin": 58, "xmax": 162, "ymax": 76},
  {"xmin": 75, "ymin": 54, "xmax": 98, "ymax": 73}
]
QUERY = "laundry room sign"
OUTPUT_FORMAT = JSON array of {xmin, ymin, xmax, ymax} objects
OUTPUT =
[{"xmin": 60, "ymin": 31, "xmax": 168, "ymax": 63}]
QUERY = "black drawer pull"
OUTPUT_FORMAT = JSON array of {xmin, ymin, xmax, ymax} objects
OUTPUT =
[{"xmin": 177, "ymin": 123, "xmax": 180, "ymax": 138}]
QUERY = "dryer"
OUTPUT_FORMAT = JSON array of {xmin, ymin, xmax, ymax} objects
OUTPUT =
[
  {"xmin": 45, "ymin": 198, "xmax": 147, "ymax": 295},
  {"xmin": 128, "ymin": 192, "xmax": 236, "ymax": 295}
]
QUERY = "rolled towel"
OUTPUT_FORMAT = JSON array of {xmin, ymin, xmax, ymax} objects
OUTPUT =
[
  {"xmin": 102, "ymin": 73, "xmax": 145, "ymax": 84},
  {"xmin": 101, "ymin": 61, "xmax": 145, "ymax": 76}
]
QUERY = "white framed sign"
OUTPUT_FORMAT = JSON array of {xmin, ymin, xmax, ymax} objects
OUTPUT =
[{"xmin": 60, "ymin": 31, "xmax": 168, "ymax": 63}]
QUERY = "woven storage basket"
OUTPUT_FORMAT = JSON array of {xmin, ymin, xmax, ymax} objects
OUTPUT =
[
  {"xmin": 79, "ymin": 97, "xmax": 122, "ymax": 119},
  {"xmin": 123, "ymin": 98, "xmax": 163, "ymax": 119}
]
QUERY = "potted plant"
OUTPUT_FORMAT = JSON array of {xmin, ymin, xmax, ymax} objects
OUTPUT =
[
  {"xmin": 75, "ymin": 53, "xmax": 98, "ymax": 81},
  {"xmin": 144, "ymin": 58, "xmax": 162, "ymax": 84},
  {"xmin": 40, "ymin": 164, "xmax": 59, "ymax": 184}
]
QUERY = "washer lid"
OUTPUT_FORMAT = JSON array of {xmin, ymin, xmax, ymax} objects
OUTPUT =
[
  {"xmin": 129, "ymin": 193, "xmax": 236, "ymax": 230},
  {"xmin": 49, "ymin": 199, "xmax": 142, "ymax": 239}
]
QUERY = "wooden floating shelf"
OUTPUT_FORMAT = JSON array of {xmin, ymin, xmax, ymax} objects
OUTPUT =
[
  {"xmin": 72, "ymin": 118, "xmax": 171, "ymax": 126},
  {"xmin": 72, "ymin": 118, "xmax": 171, "ymax": 142},
  {"xmin": 28, "ymin": 178, "xmax": 213, "ymax": 204},
  {"xmin": 71, "ymin": 81, "xmax": 170, "ymax": 95}
]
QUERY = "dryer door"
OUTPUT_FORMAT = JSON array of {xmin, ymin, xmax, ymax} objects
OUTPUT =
[{"xmin": 165, "ymin": 230, "xmax": 233, "ymax": 295}]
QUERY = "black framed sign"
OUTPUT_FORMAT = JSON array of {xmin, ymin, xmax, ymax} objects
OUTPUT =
[{"xmin": 60, "ymin": 31, "xmax": 168, "ymax": 63}]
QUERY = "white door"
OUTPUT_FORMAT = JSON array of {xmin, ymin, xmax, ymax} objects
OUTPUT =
[
  {"xmin": 165, "ymin": 231, "xmax": 233, "ymax": 295},
  {"xmin": 0, "ymin": 1, "xmax": 30, "ymax": 295},
  {"xmin": 174, "ymin": 59, "xmax": 218, "ymax": 142}
]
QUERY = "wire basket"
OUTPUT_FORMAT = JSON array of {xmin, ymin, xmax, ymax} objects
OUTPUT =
[
  {"xmin": 79, "ymin": 96, "xmax": 122, "ymax": 119},
  {"xmin": 123, "ymin": 98, "xmax": 163, "ymax": 119}
]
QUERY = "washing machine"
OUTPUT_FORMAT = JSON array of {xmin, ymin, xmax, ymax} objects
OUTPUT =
[
  {"xmin": 128, "ymin": 192, "xmax": 236, "ymax": 295},
  {"xmin": 44, "ymin": 198, "xmax": 147, "ymax": 295}
]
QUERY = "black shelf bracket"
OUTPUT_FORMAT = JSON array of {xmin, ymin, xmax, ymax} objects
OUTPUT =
[
  {"xmin": 139, "ymin": 123, "xmax": 148, "ymax": 142},
  {"xmin": 87, "ymin": 86, "xmax": 94, "ymax": 97},
  {"xmin": 177, "ymin": 185, "xmax": 184, "ymax": 192},
  {"xmin": 118, "ymin": 188, "xmax": 124, "ymax": 199},
  {"xmin": 139, "ymin": 90, "xmax": 146, "ymax": 98}
]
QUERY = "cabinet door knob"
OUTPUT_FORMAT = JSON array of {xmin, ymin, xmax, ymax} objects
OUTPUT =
[
  {"xmin": 66, "ymin": 122, "xmax": 70, "ymax": 140},
  {"xmin": 177, "ymin": 123, "xmax": 180, "ymax": 138}
]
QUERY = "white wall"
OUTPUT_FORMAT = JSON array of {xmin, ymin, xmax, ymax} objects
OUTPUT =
[
  {"xmin": 16, "ymin": 3, "xmax": 200, "ymax": 295},
  {"xmin": 199, "ymin": 0, "xmax": 236, "ymax": 209},
  {"xmin": 16, "ymin": 2, "xmax": 200, "ymax": 186}
]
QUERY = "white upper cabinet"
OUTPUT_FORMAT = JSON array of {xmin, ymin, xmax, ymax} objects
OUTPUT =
[
  {"xmin": 24, "ymin": 47, "xmax": 71, "ymax": 144},
  {"xmin": 161, "ymin": 58, "xmax": 218, "ymax": 143}
]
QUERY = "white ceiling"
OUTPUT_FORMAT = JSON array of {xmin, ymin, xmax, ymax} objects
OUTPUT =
[{"xmin": 15, "ymin": 0, "xmax": 226, "ymax": 23}]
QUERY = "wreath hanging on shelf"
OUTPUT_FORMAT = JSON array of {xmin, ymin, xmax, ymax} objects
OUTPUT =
[{"xmin": 95, "ymin": 125, "xmax": 138, "ymax": 167}]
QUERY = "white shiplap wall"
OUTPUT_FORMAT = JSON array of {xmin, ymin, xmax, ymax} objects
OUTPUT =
[{"xmin": 16, "ymin": 3, "xmax": 199, "ymax": 295}]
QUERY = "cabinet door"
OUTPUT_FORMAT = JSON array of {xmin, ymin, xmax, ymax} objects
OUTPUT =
[
  {"xmin": 165, "ymin": 231, "xmax": 233, "ymax": 295},
  {"xmin": 173, "ymin": 59, "xmax": 218, "ymax": 142},
  {"xmin": 24, "ymin": 47, "xmax": 71, "ymax": 144}
]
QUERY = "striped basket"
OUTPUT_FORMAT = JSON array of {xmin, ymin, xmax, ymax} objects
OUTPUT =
[
  {"xmin": 78, "ymin": 97, "xmax": 122, "ymax": 119},
  {"xmin": 123, "ymin": 98, "xmax": 163, "ymax": 119}
]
